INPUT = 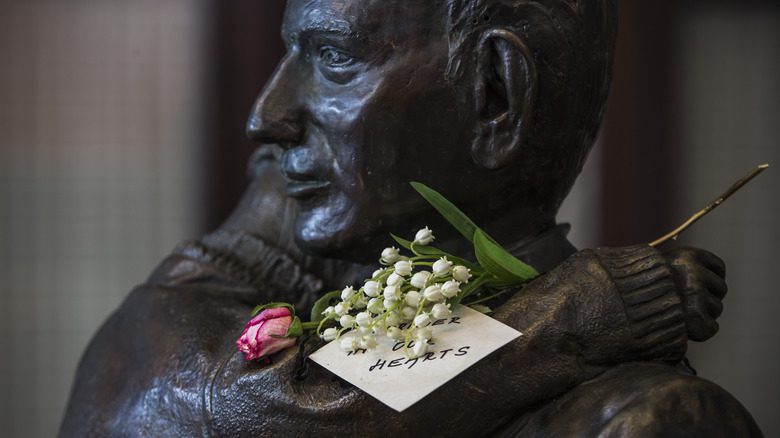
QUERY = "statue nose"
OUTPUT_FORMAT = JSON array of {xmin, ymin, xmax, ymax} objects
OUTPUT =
[
  {"xmin": 246, "ymin": 56, "xmax": 304, "ymax": 147},
  {"xmin": 246, "ymin": 115, "xmax": 302, "ymax": 147}
]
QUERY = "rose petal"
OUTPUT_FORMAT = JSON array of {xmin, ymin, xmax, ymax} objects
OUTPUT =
[{"xmin": 236, "ymin": 307, "xmax": 296, "ymax": 361}]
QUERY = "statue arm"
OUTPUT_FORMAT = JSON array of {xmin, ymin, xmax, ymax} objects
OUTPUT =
[
  {"xmin": 441, "ymin": 245, "xmax": 690, "ymax": 431},
  {"xmin": 60, "ymin": 234, "xmax": 725, "ymax": 437},
  {"xmin": 595, "ymin": 371, "xmax": 763, "ymax": 437},
  {"xmin": 503, "ymin": 361, "xmax": 763, "ymax": 437}
]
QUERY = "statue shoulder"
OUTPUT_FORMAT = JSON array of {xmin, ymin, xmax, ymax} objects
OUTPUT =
[{"xmin": 508, "ymin": 362, "xmax": 762, "ymax": 437}]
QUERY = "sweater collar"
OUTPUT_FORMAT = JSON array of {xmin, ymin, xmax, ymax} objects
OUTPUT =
[{"xmin": 503, "ymin": 223, "xmax": 578, "ymax": 274}]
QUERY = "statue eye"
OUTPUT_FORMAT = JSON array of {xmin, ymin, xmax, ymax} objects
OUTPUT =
[{"xmin": 318, "ymin": 46, "xmax": 354, "ymax": 68}]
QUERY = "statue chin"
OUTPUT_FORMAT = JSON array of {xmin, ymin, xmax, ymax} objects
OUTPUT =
[
  {"xmin": 293, "ymin": 204, "xmax": 375, "ymax": 263},
  {"xmin": 291, "ymin": 191, "xmax": 413, "ymax": 264}
]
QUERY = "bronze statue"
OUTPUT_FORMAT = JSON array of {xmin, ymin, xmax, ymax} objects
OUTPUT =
[{"xmin": 60, "ymin": 0, "xmax": 761, "ymax": 436}]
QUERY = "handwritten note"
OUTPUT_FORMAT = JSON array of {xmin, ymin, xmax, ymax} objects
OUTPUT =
[{"xmin": 309, "ymin": 304, "xmax": 521, "ymax": 412}]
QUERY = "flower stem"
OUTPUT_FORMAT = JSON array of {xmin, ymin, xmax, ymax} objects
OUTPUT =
[
  {"xmin": 409, "ymin": 256, "xmax": 436, "ymax": 262},
  {"xmin": 649, "ymin": 164, "xmax": 769, "ymax": 247},
  {"xmin": 463, "ymin": 287, "xmax": 516, "ymax": 306},
  {"xmin": 454, "ymin": 275, "xmax": 488, "ymax": 304},
  {"xmin": 315, "ymin": 317, "xmax": 330, "ymax": 335},
  {"xmin": 301, "ymin": 321, "xmax": 320, "ymax": 330}
]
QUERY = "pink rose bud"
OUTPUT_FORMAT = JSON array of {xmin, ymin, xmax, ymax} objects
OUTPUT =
[{"xmin": 236, "ymin": 307, "xmax": 296, "ymax": 361}]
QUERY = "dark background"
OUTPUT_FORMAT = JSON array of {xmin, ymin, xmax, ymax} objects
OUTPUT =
[{"xmin": 1, "ymin": 1, "xmax": 778, "ymax": 436}]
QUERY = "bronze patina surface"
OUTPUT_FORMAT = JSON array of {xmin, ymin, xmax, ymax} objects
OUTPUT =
[{"xmin": 60, "ymin": 1, "xmax": 761, "ymax": 436}]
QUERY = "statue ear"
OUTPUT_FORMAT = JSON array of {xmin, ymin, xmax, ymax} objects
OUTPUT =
[{"xmin": 471, "ymin": 29, "xmax": 538, "ymax": 169}]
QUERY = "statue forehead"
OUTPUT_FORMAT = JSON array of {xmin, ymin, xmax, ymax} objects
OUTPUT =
[{"xmin": 282, "ymin": 0, "xmax": 446, "ymax": 39}]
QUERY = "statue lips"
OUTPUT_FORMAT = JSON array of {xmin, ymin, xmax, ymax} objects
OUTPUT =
[
  {"xmin": 286, "ymin": 179, "xmax": 331, "ymax": 199},
  {"xmin": 281, "ymin": 150, "xmax": 331, "ymax": 199}
]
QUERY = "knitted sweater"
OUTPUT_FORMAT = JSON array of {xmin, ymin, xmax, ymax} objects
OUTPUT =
[{"xmin": 59, "ymin": 229, "xmax": 759, "ymax": 437}]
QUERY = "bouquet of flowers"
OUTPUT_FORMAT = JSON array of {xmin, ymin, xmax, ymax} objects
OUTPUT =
[
  {"xmin": 236, "ymin": 182, "xmax": 539, "ymax": 362},
  {"xmin": 237, "ymin": 164, "xmax": 769, "ymax": 363}
]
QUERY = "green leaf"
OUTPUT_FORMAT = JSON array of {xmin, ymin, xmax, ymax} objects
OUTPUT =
[
  {"xmin": 251, "ymin": 302, "xmax": 294, "ymax": 317},
  {"xmin": 284, "ymin": 316, "xmax": 304, "ymax": 338},
  {"xmin": 469, "ymin": 304, "xmax": 492, "ymax": 314},
  {"xmin": 410, "ymin": 182, "xmax": 479, "ymax": 243},
  {"xmin": 473, "ymin": 229, "xmax": 538, "ymax": 283},
  {"xmin": 452, "ymin": 274, "xmax": 489, "ymax": 305},
  {"xmin": 310, "ymin": 290, "xmax": 342, "ymax": 322},
  {"xmin": 390, "ymin": 233, "xmax": 414, "ymax": 251}
]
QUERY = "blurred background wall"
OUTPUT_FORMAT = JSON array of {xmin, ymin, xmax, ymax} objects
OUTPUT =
[
  {"xmin": 0, "ymin": 1, "xmax": 777, "ymax": 436},
  {"xmin": 0, "ymin": 1, "xmax": 211, "ymax": 436}
]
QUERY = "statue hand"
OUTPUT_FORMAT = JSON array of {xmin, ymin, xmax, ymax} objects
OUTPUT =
[{"xmin": 663, "ymin": 247, "xmax": 727, "ymax": 342}]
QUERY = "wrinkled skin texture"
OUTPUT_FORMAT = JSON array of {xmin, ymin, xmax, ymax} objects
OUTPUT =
[
  {"xmin": 246, "ymin": 0, "xmax": 557, "ymax": 261},
  {"xmin": 60, "ymin": 0, "xmax": 762, "ymax": 436}
]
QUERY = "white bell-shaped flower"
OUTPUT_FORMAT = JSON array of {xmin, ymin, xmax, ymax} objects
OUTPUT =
[
  {"xmin": 321, "ymin": 327, "xmax": 338, "ymax": 341},
  {"xmin": 363, "ymin": 280, "xmax": 380, "ymax": 298},
  {"xmin": 339, "ymin": 314, "xmax": 355, "ymax": 328},
  {"xmin": 411, "ymin": 339, "xmax": 428, "ymax": 357},
  {"xmin": 340, "ymin": 336, "xmax": 358, "ymax": 352},
  {"xmin": 386, "ymin": 272, "xmax": 404, "ymax": 287},
  {"xmin": 383, "ymin": 284, "xmax": 402, "ymax": 301},
  {"xmin": 322, "ymin": 306, "xmax": 336, "ymax": 318},
  {"xmin": 452, "ymin": 265, "xmax": 471, "ymax": 283},
  {"xmin": 355, "ymin": 312, "xmax": 372, "ymax": 327},
  {"xmin": 431, "ymin": 303, "xmax": 452, "ymax": 319},
  {"xmin": 413, "ymin": 226, "xmax": 435, "ymax": 245},
  {"xmin": 405, "ymin": 290, "xmax": 421, "ymax": 307},
  {"xmin": 394, "ymin": 260, "xmax": 413, "ymax": 276},
  {"xmin": 423, "ymin": 284, "xmax": 444, "ymax": 302},
  {"xmin": 433, "ymin": 256, "xmax": 453, "ymax": 277},
  {"xmin": 414, "ymin": 312, "xmax": 432, "ymax": 328},
  {"xmin": 410, "ymin": 271, "xmax": 431, "ymax": 289},
  {"xmin": 441, "ymin": 280, "xmax": 461, "ymax": 299},
  {"xmin": 381, "ymin": 247, "xmax": 400, "ymax": 264},
  {"xmin": 341, "ymin": 286, "xmax": 356, "ymax": 301}
]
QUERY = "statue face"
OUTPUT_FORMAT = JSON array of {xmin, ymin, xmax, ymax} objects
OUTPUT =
[{"xmin": 248, "ymin": 0, "xmax": 480, "ymax": 260}]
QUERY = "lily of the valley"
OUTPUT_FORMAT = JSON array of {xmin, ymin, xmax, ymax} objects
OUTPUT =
[{"xmin": 414, "ymin": 226, "xmax": 435, "ymax": 245}]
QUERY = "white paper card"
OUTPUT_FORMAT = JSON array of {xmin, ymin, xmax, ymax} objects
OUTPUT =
[{"xmin": 309, "ymin": 304, "xmax": 522, "ymax": 412}]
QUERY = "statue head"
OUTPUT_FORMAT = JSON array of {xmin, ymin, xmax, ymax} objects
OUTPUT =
[{"xmin": 246, "ymin": 0, "xmax": 617, "ymax": 262}]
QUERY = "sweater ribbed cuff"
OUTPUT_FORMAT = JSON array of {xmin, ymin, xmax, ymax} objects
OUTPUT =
[{"xmin": 595, "ymin": 245, "xmax": 687, "ymax": 362}]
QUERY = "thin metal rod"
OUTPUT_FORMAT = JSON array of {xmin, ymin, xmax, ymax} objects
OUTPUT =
[{"xmin": 649, "ymin": 164, "xmax": 770, "ymax": 247}]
